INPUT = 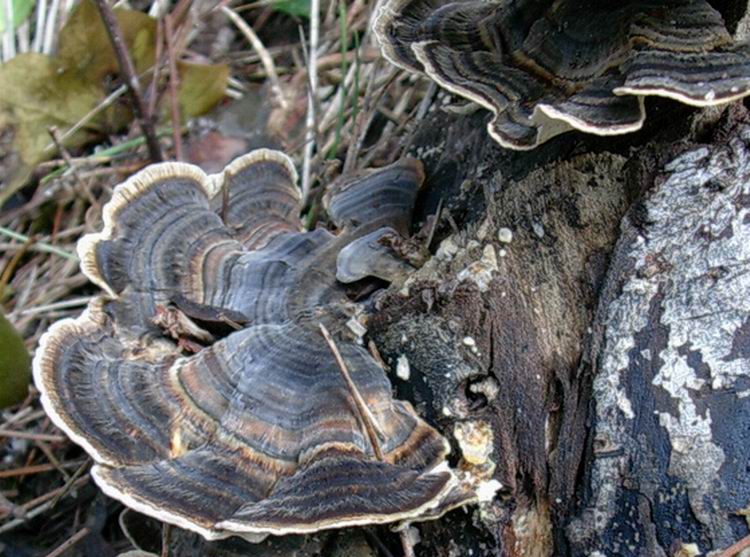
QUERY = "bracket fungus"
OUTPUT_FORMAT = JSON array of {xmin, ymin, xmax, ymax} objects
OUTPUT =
[
  {"xmin": 33, "ymin": 150, "xmax": 475, "ymax": 540},
  {"xmin": 374, "ymin": 0, "xmax": 750, "ymax": 149}
]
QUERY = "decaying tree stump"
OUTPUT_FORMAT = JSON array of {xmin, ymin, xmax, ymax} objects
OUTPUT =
[
  {"xmin": 566, "ymin": 116, "xmax": 750, "ymax": 557},
  {"xmin": 366, "ymin": 99, "xmax": 750, "ymax": 556}
]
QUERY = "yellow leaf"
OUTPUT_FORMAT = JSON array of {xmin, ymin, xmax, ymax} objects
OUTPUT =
[
  {"xmin": 0, "ymin": 53, "xmax": 105, "ymax": 205},
  {"xmin": 0, "ymin": 0, "xmax": 157, "ymax": 207},
  {"xmin": 177, "ymin": 61, "xmax": 230, "ymax": 119},
  {"xmin": 56, "ymin": 0, "xmax": 156, "ymax": 80}
]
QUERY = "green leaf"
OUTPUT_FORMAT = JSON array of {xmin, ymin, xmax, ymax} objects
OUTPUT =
[
  {"xmin": 177, "ymin": 61, "xmax": 230, "ymax": 119},
  {"xmin": 0, "ymin": 0, "xmax": 36, "ymax": 34},
  {"xmin": 272, "ymin": 0, "xmax": 310, "ymax": 18},
  {"xmin": 0, "ymin": 311, "xmax": 30, "ymax": 408}
]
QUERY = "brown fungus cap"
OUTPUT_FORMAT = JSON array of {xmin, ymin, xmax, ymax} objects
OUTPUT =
[
  {"xmin": 374, "ymin": 0, "xmax": 750, "ymax": 149},
  {"xmin": 33, "ymin": 150, "xmax": 474, "ymax": 541}
]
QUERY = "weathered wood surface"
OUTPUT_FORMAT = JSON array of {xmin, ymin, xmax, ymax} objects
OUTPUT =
[
  {"xmin": 566, "ymin": 116, "xmax": 750, "ymax": 557},
  {"xmin": 369, "ymin": 104, "xmax": 750, "ymax": 555}
]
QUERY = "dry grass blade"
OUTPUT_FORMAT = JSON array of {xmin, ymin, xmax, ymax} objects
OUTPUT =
[
  {"xmin": 0, "ymin": 475, "xmax": 90, "ymax": 534},
  {"xmin": 0, "ymin": 429, "xmax": 66, "ymax": 443},
  {"xmin": 301, "ymin": 0, "xmax": 320, "ymax": 205},
  {"xmin": 222, "ymin": 6, "xmax": 288, "ymax": 111},
  {"xmin": 0, "ymin": 461, "xmax": 85, "ymax": 479},
  {"xmin": 715, "ymin": 534, "xmax": 750, "ymax": 557},
  {"xmin": 164, "ymin": 14, "xmax": 183, "ymax": 161}
]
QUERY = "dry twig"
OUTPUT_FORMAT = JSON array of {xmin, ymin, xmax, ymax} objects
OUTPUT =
[
  {"xmin": 93, "ymin": 0, "xmax": 163, "ymax": 162},
  {"xmin": 319, "ymin": 322, "xmax": 384, "ymax": 460},
  {"xmin": 715, "ymin": 534, "xmax": 750, "ymax": 557},
  {"xmin": 164, "ymin": 14, "xmax": 184, "ymax": 161}
]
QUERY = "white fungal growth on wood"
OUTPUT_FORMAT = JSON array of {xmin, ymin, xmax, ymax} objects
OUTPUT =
[{"xmin": 453, "ymin": 420, "xmax": 494, "ymax": 467}]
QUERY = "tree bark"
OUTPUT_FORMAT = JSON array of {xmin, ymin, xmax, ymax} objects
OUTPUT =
[{"xmin": 368, "ymin": 103, "xmax": 750, "ymax": 556}]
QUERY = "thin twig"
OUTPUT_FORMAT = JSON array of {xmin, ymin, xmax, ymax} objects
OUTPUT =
[
  {"xmin": 363, "ymin": 529, "xmax": 395, "ymax": 557},
  {"xmin": 49, "ymin": 458, "xmax": 91, "ymax": 508},
  {"xmin": 319, "ymin": 325, "xmax": 419, "ymax": 556},
  {"xmin": 161, "ymin": 523, "xmax": 172, "ymax": 557},
  {"xmin": 425, "ymin": 197, "xmax": 444, "ymax": 252},
  {"xmin": 147, "ymin": 19, "xmax": 164, "ymax": 119},
  {"xmin": 398, "ymin": 80, "xmax": 437, "ymax": 160},
  {"xmin": 0, "ymin": 429, "xmax": 66, "ymax": 443},
  {"xmin": 0, "ymin": 476, "xmax": 90, "ymax": 534},
  {"xmin": 0, "ymin": 461, "xmax": 85, "ymax": 479},
  {"xmin": 43, "ymin": 527, "xmax": 90, "ymax": 557},
  {"xmin": 164, "ymin": 13, "xmax": 183, "ymax": 161},
  {"xmin": 301, "ymin": 0, "xmax": 320, "ymax": 205},
  {"xmin": 715, "ymin": 534, "xmax": 750, "ymax": 557},
  {"xmin": 222, "ymin": 6, "xmax": 288, "ymax": 111},
  {"xmin": 93, "ymin": 0, "xmax": 163, "ymax": 162},
  {"xmin": 19, "ymin": 296, "xmax": 93, "ymax": 317},
  {"xmin": 33, "ymin": 440, "xmax": 71, "ymax": 481},
  {"xmin": 343, "ymin": 61, "xmax": 396, "ymax": 173},
  {"xmin": 221, "ymin": 178, "xmax": 230, "ymax": 225},
  {"xmin": 47, "ymin": 126, "xmax": 83, "ymax": 186},
  {"xmin": 319, "ymin": 323, "xmax": 384, "ymax": 460},
  {"xmin": 43, "ymin": 84, "xmax": 127, "ymax": 153}
]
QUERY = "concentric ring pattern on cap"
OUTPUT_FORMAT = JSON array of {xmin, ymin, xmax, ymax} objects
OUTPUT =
[
  {"xmin": 33, "ymin": 150, "xmax": 474, "ymax": 540},
  {"xmin": 374, "ymin": 0, "xmax": 750, "ymax": 149}
]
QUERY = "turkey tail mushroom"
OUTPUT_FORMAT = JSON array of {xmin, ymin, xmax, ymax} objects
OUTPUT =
[
  {"xmin": 34, "ymin": 152, "xmax": 475, "ymax": 541},
  {"xmin": 374, "ymin": 0, "xmax": 750, "ymax": 149}
]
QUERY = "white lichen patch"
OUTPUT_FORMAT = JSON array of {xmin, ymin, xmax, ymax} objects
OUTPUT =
[{"xmin": 456, "ymin": 244, "xmax": 498, "ymax": 292}]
